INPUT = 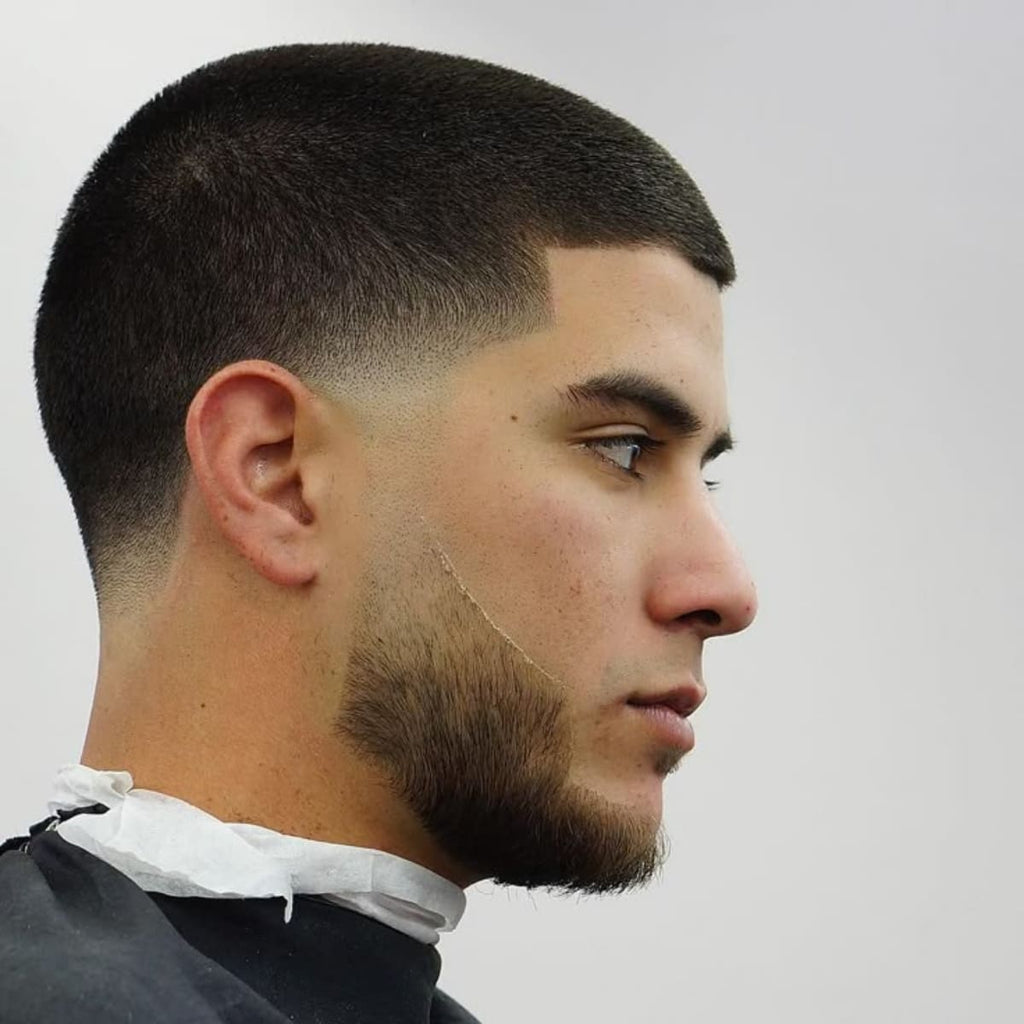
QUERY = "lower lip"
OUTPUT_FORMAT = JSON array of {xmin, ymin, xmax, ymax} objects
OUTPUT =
[{"xmin": 627, "ymin": 704, "xmax": 695, "ymax": 751}]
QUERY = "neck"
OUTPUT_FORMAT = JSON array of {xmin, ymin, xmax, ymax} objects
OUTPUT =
[{"xmin": 84, "ymin": 594, "xmax": 474, "ymax": 889}]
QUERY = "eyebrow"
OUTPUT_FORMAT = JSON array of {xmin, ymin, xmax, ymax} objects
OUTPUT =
[{"xmin": 556, "ymin": 369, "xmax": 734, "ymax": 466}]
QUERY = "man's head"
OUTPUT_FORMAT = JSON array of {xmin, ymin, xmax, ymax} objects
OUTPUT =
[{"xmin": 35, "ymin": 44, "xmax": 756, "ymax": 895}]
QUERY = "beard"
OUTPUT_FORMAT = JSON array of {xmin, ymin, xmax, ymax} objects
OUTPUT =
[{"xmin": 333, "ymin": 536, "xmax": 671, "ymax": 896}]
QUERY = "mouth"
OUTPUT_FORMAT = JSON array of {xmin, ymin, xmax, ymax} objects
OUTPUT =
[
  {"xmin": 625, "ymin": 681, "xmax": 705, "ymax": 718},
  {"xmin": 625, "ymin": 702, "xmax": 696, "ymax": 751},
  {"xmin": 624, "ymin": 682, "xmax": 703, "ymax": 753}
]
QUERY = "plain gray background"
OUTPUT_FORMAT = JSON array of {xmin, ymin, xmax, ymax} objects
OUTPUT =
[{"xmin": 2, "ymin": 2, "xmax": 1021, "ymax": 1021}]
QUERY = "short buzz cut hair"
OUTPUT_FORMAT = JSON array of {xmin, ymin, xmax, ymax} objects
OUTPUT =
[{"xmin": 34, "ymin": 42, "xmax": 735, "ymax": 600}]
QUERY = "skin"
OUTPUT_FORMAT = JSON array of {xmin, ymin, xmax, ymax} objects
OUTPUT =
[{"xmin": 83, "ymin": 245, "xmax": 758, "ymax": 894}]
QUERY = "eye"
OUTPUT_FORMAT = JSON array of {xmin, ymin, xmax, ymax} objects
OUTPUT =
[
  {"xmin": 581, "ymin": 434, "xmax": 665, "ymax": 480},
  {"xmin": 580, "ymin": 434, "xmax": 721, "ymax": 490}
]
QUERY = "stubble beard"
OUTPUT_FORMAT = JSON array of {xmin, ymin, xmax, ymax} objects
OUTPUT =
[{"xmin": 334, "ymin": 551, "xmax": 669, "ymax": 896}]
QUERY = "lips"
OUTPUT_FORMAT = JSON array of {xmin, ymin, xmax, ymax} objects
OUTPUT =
[{"xmin": 626, "ymin": 682, "xmax": 705, "ymax": 717}]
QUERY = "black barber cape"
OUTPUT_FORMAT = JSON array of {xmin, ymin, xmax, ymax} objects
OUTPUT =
[{"xmin": 0, "ymin": 821, "xmax": 481, "ymax": 1023}]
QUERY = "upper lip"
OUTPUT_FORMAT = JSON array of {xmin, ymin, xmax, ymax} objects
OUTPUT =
[{"xmin": 627, "ymin": 682, "xmax": 706, "ymax": 717}]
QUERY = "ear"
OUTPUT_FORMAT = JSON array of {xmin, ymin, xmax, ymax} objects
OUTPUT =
[{"xmin": 184, "ymin": 359, "xmax": 323, "ymax": 587}]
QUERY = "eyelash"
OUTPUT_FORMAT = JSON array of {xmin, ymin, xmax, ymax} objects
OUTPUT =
[{"xmin": 581, "ymin": 434, "xmax": 720, "ymax": 489}]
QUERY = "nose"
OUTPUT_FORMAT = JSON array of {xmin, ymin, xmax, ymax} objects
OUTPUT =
[{"xmin": 645, "ymin": 497, "xmax": 758, "ymax": 640}]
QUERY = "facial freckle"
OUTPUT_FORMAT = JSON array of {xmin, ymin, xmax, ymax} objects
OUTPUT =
[{"xmin": 509, "ymin": 414, "xmax": 519, "ymax": 422}]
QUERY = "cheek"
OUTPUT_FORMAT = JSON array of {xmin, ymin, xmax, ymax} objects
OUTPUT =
[{"xmin": 431, "ymin": 466, "xmax": 638, "ymax": 689}]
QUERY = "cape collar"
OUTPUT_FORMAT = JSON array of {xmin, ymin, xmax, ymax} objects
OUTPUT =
[{"xmin": 49, "ymin": 764, "xmax": 466, "ymax": 945}]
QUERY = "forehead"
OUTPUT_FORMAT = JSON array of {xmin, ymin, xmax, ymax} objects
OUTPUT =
[
  {"xmin": 541, "ymin": 245, "xmax": 723, "ymax": 371},
  {"xmin": 443, "ymin": 245, "xmax": 728, "ymax": 422}
]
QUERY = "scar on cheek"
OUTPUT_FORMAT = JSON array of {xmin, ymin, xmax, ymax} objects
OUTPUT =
[{"xmin": 421, "ymin": 520, "xmax": 564, "ymax": 688}]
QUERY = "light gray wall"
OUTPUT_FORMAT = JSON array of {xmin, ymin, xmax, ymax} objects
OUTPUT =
[{"xmin": 2, "ymin": 2, "xmax": 1020, "ymax": 1020}]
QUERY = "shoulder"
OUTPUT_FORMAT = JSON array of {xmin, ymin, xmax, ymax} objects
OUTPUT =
[{"xmin": 0, "ymin": 832, "xmax": 286, "ymax": 1023}]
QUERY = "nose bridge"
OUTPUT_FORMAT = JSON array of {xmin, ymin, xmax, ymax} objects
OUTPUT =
[{"xmin": 654, "ymin": 489, "xmax": 758, "ymax": 637}]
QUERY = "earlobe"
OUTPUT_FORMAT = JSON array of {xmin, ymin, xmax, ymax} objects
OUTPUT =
[{"xmin": 184, "ymin": 360, "xmax": 320, "ymax": 587}]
